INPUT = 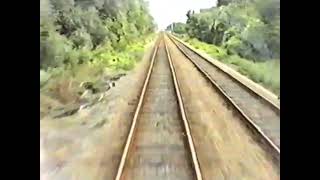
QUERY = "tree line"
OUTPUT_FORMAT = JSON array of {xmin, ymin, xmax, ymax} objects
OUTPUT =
[
  {"xmin": 40, "ymin": 0, "xmax": 156, "ymax": 70},
  {"xmin": 167, "ymin": 0, "xmax": 280, "ymax": 62}
]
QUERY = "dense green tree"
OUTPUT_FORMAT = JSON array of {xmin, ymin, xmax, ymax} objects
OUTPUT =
[
  {"xmin": 166, "ymin": 22, "xmax": 186, "ymax": 34},
  {"xmin": 50, "ymin": 0, "xmax": 75, "ymax": 12},
  {"xmin": 40, "ymin": 0, "xmax": 155, "ymax": 70},
  {"xmin": 183, "ymin": 0, "xmax": 279, "ymax": 61}
]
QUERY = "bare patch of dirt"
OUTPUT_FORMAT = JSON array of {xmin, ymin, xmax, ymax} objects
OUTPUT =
[{"xmin": 40, "ymin": 94, "xmax": 63, "ymax": 119}]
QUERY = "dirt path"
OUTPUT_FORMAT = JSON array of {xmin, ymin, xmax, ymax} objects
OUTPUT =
[{"xmin": 165, "ymin": 35, "xmax": 279, "ymax": 180}]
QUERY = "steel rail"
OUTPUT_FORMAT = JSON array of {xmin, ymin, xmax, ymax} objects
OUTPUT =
[
  {"xmin": 169, "ymin": 34, "xmax": 280, "ymax": 111},
  {"xmin": 167, "ymin": 34, "xmax": 280, "ymax": 165},
  {"xmin": 164, "ymin": 38, "xmax": 203, "ymax": 180},
  {"xmin": 114, "ymin": 37, "xmax": 160, "ymax": 180}
]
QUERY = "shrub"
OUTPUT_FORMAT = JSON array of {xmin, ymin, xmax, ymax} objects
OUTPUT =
[
  {"xmin": 184, "ymin": 0, "xmax": 280, "ymax": 62},
  {"xmin": 40, "ymin": 29, "xmax": 74, "ymax": 69},
  {"xmin": 69, "ymin": 27, "xmax": 93, "ymax": 49}
]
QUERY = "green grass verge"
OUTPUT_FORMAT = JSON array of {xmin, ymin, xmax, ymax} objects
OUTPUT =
[
  {"xmin": 41, "ymin": 34, "xmax": 155, "ymax": 83},
  {"xmin": 180, "ymin": 36, "xmax": 280, "ymax": 95},
  {"xmin": 40, "ymin": 34, "xmax": 155, "ymax": 105}
]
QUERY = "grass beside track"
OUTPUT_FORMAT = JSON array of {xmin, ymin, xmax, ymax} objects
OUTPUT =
[
  {"xmin": 40, "ymin": 34, "xmax": 156, "ymax": 107},
  {"xmin": 177, "ymin": 35, "xmax": 280, "ymax": 96}
]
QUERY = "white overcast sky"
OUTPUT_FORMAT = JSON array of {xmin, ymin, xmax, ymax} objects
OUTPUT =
[{"xmin": 146, "ymin": 0, "xmax": 217, "ymax": 30}]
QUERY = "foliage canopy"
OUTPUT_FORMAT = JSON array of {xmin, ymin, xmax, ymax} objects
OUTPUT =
[
  {"xmin": 171, "ymin": 0, "xmax": 280, "ymax": 61},
  {"xmin": 40, "ymin": 0, "xmax": 155, "ymax": 70}
]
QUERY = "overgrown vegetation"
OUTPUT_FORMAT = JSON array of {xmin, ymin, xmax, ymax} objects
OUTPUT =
[
  {"xmin": 165, "ymin": 22, "xmax": 186, "ymax": 34},
  {"xmin": 40, "ymin": 0, "xmax": 155, "ymax": 107},
  {"xmin": 167, "ymin": 0, "xmax": 280, "ymax": 95},
  {"xmin": 41, "ymin": 0, "xmax": 155, "ymax": 70}
]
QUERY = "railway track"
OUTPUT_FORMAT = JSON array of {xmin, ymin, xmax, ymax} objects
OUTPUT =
[
  {"xmin": 114, "ymin": 34, "xmax": 280, "ymax": 180},
  {"xmin": 167, "ymin": 34, "xmax": 280, "ymax": 157},
  {"xmin": 115, "ymin": 34, "xmax": 202, "ymax": 180}
]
